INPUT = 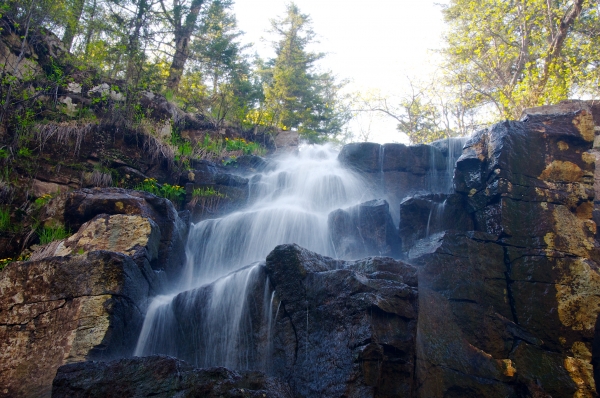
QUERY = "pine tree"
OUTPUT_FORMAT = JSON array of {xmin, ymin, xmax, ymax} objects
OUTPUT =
[{"xmin": 263, "ymin": 3, "xmax": 347, "ymax": 142}]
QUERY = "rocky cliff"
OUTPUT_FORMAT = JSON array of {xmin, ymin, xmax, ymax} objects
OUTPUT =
[{"xmin": 1, "ymin": 101, "xmax": 600, "ymax": 397}]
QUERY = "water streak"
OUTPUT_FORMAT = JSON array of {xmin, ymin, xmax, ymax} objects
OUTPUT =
[{"xmin": 135, "ymin": 144, "xmax": 371, "ymax": 369}]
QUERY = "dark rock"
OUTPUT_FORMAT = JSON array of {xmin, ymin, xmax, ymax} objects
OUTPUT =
[
  {"xmin": 338, "ymin": 142, "xmax": 382, "ymax": 173},
  {"xmin": 64, "ymin": 188, "xmax": 189, "ymax": 280},
  {"xmin": 409, "ymin": 109, "xmax": 600, "ymax": 397},
  {"xmin": 382, "ymin": 143, "xmax": 444, "ymax": 174},
  {"xmin": 265, "ymin": 244, "xmax": 418, "ymax": 397},
  {"xmin": 398, "ymin": 193, "xmax": 473, "ymax": 252},
  {"xmin": 52, "ymin": 356, "xmax": 291, "ymax": 398},
  {"xmin": 224, "ymin": 155, "xmax": 268, "ymax": 174},
  {"xmin": 328, "ymin": 199, "xmax": 401, "ymax": 259},
  {"xmin": 0, "ymin": 251, "xmax": 150, "ymax": 398},
  {"xmin": 215, "ymin": 173, "xmax": 249, "ymax": 188}
]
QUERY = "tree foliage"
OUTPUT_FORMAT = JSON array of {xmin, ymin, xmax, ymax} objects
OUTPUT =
[
  {"xmin": 262, "ymin": 3, "xmax": 349, "ymax": 142},
  {"xmin": 442, "ymin": 0, "xmax": 600, "ymax": 119}
]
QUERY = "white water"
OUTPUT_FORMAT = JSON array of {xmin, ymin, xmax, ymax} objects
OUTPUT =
[{"xmin": 134, "ymin": 144, "xmax": 372, "ymax": 368}]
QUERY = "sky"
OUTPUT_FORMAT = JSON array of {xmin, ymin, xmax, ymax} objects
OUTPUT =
[{"xmin": 233, "ymin": 0, "xmax": 449, "ymax": 144}]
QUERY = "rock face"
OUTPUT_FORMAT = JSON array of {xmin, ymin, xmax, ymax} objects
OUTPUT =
[
  {"xmin": 328, "ymin": 199, "xmax": 401, "ymax": 259},
  {"xmin": 411, "ymin": 109, "xmax": 600, "ymax": 397},
  {"xmin": 182, "ymin": 159, "xmax": 252, "ymax": 222},
  {"xmin": 0, "ymin": 251, "xmax": 151, "ymax": 398},
  {"xmin": 64, "ymin": 188, "xmax": 188, "ymax": 280},
  {"xmin": 52, "ymin": 356, "xmax": 291, "ymax": 398},
  {"xmin": 29, "ymin": 213, "xmax": 164, "ymax": 292},
  {"xmin": 398, "ymin": 193, "xmax": 473, "ymax": 252},
  {"xmin": 265, "ymin": 244, "xmax": 418, "ymax": 397},
  {"xmin": 338, "ymin": 141, "xmax": 463, "ymax": 222}
]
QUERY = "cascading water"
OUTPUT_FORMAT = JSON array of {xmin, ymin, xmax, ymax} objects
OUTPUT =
[
  {"xmin": 428, "ymin": 136, "xmax": 469, "ymax": 194},
  {"xmin": 134, "ymin": 144, "xmax": 372, "ymax": 370}
]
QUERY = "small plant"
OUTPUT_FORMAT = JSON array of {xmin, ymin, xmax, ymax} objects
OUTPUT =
[
  {"xmin": 0, "ymin": 207, "xmax": 10, "ymax": 231},
  {"xmin": 222, "ymin": 156, "xmax": 237, "ymax": 166},
  {"xmin": 135, "ymin": 178, "xmax": 185, "ymax": 204},
  {"xmin": 196, "ymin": 134, "xmax": 265, "ymax": 162},
  {"xmin": 189, "ymin": 186, "xmax": 227, "ymax": 214},
  {"xmin": 192, "ymin": 186, "xmax": 226, "ymax": 199},
  {"xmin": 34, "ymin": 193, "xmax": 53, "ymax": 209},
  {"xmin": 224, "ymin": 137, "xmax": 264, "ymax": 155},
  {"xmin": 0, "ymin": 258, "xmax": 11, "ymax": 271},
  {"xmin": 17, "ymin": 147, "xmax": 32, "ymax": 158},
  {"xmin": 0, "ymin": 253, "xmax": 31, "ymax": 271},
  {"xmin": 160, "ymin": 183, "xmax": 186, "ymax": 203},
  {"xmin": 38, "ymin": 225, "xmax": 71, "ymax": 245}
]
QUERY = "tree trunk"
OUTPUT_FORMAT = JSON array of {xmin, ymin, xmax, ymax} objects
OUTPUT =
[
  {"xmin": 165, "ymin": 0, "xmax": 205, "ymax": 92},
  {"xmin": 62, "ymin": 0, "xmax": 86, "ymax": 52},
  {"xmin": 126, "ymin": 0, "xmax": 150, "ymax": 83}
]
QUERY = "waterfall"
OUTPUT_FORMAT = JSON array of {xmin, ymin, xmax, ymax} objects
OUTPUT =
[
  {"xmin": 428, "ymin": 136, "xmax": 469, "ymax": 194},
  {"xmin": 134, "ymin": 144, "xmax": 371, "ymax": 370}
]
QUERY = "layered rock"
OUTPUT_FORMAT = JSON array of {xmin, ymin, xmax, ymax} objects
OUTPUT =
[
  {"xmin": 182, "ymin": 159, "xmax": 253, "ymax": 221},
  {"xmin": 338, "ymin": 141, "xmax": 462, "ymax": 222},
  {"xmin": 328, "ymin": 199, "xmax": 401, "ymax": 259},
  {"xmin": 64, "ymin": 188, "xmax": 188, "ymax": 279},
  {"xmin": 410, "ymin": 108, "xmax": 600, "ymax": 397},
  {"xmin": 266, "ymin": 244, "xmax": 418, "ymax": 397},
  {"xmin": 30, "ymin": 213, "xmax": 164, "ymax": 292},
  {"xmin": 398, "ymin": 193, "xmax": 473, "ymax": 252},
  {"xmin": 0, "ymin": 251, "xmax": 151, "ymax": 398},
  {"xmin": 52, "ymin": 356, "xmax": 291, "ymax": 398}
]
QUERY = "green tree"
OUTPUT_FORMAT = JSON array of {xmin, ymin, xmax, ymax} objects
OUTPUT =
[
  {"xmin": 442, "ymin": 0, "xmax": 600, "ymax": 119},
  {"xmin": 262, "ymin": 3, "xmax": 348, "ymax": 142}
]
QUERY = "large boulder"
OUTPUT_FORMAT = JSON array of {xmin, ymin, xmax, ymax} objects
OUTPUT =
[
  {"xmin": 52, "ymin": 356, "xmax": 291, "ymax": 398},
  {"xmin": 64, "ymin": 188, "xmax": 188, "ymax": 279},
  {"xmin": 265, "ymin": 244, "xmax": 418, "ymax": 397},
  {"xmin": 0, "ymin": 251, "xmax": 151, "ymax": 398},
  {"xmin": 410, "ymin": 109, "xmax": 600, "ymax": 397},
  {"xmin": 29, "ymin": 213, "xmax": 164, "ymax": 292},
  {"xmin": 328, "ymin": 199, "xmax": 401, "ymax": 259}
]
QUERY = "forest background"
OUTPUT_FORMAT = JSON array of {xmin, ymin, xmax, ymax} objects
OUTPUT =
[{"xmin": 1, "ymin": 0, "xmax": 599, "ymax": 146}]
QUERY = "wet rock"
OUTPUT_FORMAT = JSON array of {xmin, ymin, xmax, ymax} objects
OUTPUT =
[
  {"xmin": 136, "ymin": 265, "xmax": 271, "ymax": 370},
  {"xmin": 398, "ymin": 193, "xmax": 473, "ymax": 252},
  {"xmin": 227, "ymin": 155, "xmax": 268, "ymax": 173},
  {"xmin": 0, "ymin": 251, "xmax": 150, "ymax": 398},
  {"xmin": 64, "ymin": 188, "xmax": 188, "ymax": 279},
  {"xmin": 52, "ymin": 356, "xmax": 291, "ymax": 398},
  {"xmin": 409, "ymin": 109, "xmax": 600, "ymax": 397},
  {"xmin": 328, "ymin": 199, "xmax": 401, "ymax": 259},
  {"xmin": 274, "ymin": 130, "xmax": 299, "ymax": 153},
  {"xmin": 180, "ymin": 160, "xmax": 251, "ymax": 221},
  {"xmin": 411, "ymin": 231, "xmax": 594, "ymax": 397},
  {"xmin": 338, "ymin": 142, "xmax": 382, "ymax": 173},
  {"xmin": 265, "ymin": 244, "xmax": 418, "ymax": 398}
]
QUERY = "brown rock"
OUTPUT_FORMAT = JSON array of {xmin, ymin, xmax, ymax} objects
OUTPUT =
[
  {"xmin": 64, "ymin": 188, "xmax": 189, "ymax": 280},
  {"xmin": 0, "ymin": 251, "xmax": 150, "ymax": 398}
]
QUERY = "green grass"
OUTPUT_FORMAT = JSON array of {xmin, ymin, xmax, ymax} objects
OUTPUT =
[
  {"xmin": 38, "ymin": 225, "xmax": 71, "ymax": 245},
  {"xmin": 0, "ymin": 207, "xmax": 10, "ymax": 231}
]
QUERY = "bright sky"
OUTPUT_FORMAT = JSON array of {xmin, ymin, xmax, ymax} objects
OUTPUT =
[{"xmin": 233, "ymin": 0, "xmax": 449, "ymax": 144}]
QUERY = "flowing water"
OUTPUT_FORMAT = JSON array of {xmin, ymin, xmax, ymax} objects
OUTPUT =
[
  {"xmin": 134, "ymin": 139, "xmax": 468, "ymax": 370},
  {"xmin": 134, "ymin": 144, "xmax": 372, "ymax": 369}
]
